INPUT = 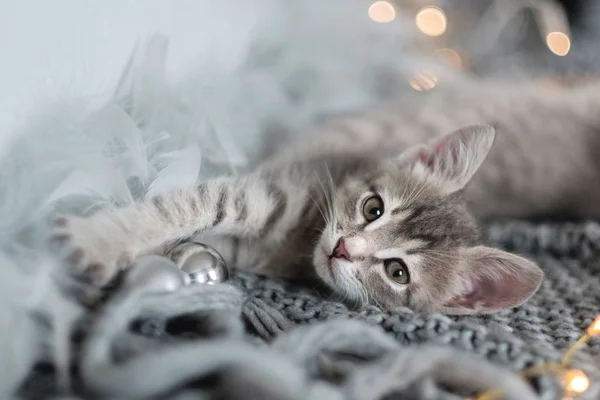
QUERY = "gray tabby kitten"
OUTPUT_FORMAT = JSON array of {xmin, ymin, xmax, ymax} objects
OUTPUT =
[{"xmin": 51, "ymin": 79, "xmax": 600, "ymax": 315}]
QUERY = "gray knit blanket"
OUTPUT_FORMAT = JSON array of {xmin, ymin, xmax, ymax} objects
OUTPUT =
[{"xmin": 18, "ymin": 219, "xmax": 600, "ymax": 400}]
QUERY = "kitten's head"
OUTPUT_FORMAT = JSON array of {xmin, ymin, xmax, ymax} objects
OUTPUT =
[{"xmin": 313, "ymin": 124, "xmax": 543, "ymax": 315}]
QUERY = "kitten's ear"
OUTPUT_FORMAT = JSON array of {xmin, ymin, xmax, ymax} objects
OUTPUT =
[
  {"xmin": 410, "ymin": 124, "xmax": 496, "ymax": 194},
  {"xmin": 442, "ymin": 246, "xmax": 543, "ymax": 315}
]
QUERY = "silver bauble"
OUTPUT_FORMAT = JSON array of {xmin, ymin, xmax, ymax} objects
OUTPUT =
[
  {"xmin": 167, "ymin": 242, "xmax": 228, "ymax": 284},
  {"xmin": 124, "ymin": 254, "xmax": 186, "ymax": 293}
]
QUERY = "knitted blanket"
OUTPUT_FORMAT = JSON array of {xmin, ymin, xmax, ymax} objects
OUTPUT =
[{"xmin": 18, "ymin": 219, "xmax": 600, "ymax": 400}]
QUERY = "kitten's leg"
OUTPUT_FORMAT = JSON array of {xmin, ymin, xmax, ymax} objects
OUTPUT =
[{"xmin": 50, "ymin": 174, "xmax": 303, "ymax": 286}]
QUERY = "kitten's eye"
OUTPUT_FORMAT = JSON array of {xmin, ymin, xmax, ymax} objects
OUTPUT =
[
  {"xmin": 384, "ymin": 258, "xmax": 410, "ymax": 284},
  {"xmin": 362, "ymin": 195, "xmax": 384, "ymax": 222}
]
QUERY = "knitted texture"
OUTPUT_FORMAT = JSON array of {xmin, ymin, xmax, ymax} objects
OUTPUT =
[{"xmin": 18, "ymin": 220, "xmax": 600, "ymax": 400}]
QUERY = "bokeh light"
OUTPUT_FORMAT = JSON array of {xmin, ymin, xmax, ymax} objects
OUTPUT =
[
  {"xmin": 563, "ymin": 369, "xmax": 590, "ymax": 395},
  {"xmin": 368, "ymin": 1, "xmax": 396, "ymax": 24},
  {"xmin": 586, "ymin": 315, "xmax": 600, "ymax": 336},
  {"xmin": 546, "ymin": 31, "xmax": 571, "ymax": 56},
  {"xmin": 434, "ymin": 48, "xmax": 462, "ymax": 70},
  {"xmin": 409, "ymin": 72, "xmax": 437, "ymax": 91},
  {"xmin": 415, "ymin": 6, "xmax": 447, "ymax": 37}
]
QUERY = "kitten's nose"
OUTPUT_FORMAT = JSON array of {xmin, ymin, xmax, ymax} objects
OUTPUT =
[{"xmin": 331, "ymin": 237, "xmax": 351, "ymax": 260}]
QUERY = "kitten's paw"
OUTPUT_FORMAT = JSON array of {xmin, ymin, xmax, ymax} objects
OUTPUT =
[{"xmin": 49, "ymin": 216, "xmax": 134, "ymax": 287}]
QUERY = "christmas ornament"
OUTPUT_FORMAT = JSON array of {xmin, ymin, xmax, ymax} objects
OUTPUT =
[
  {"xmin": 124, "ymin": 254, "xmax": 186, "ymax": 293},
  {"xmin": 167, "ymin": 242, "xmax": 229, "ymax": 284}
]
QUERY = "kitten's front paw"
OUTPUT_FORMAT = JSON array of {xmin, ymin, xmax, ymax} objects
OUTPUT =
[{"xmin": 49, "ymin": 216, "xmax": 134, "ymax": 287}]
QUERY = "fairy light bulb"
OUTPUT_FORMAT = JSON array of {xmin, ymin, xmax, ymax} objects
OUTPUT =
[
  {"xmin": 368, "ymin": 1, "xmax": 395, "ymax": 23},
  {"xmin": 409, "ymin": 71, "xmax": 437, "ymax": 91},
  {"xmin": 434, "ymin": 48, "xmax": 462, "ymax": 70},
  {"xmin": 474, "ymin": 315, "xmax": 600, "ymax": 400},
  {"xmin": 586, "ymin": 315, "xmax": 600, "ymax": 336},
  {"xmin": 534, "ymin": 0, "xmax": 571, "ymax": 57},
  {"xmin": 415, "ymin": 6, "xmax": 447, "ymax": 37},
  {"xmin": 563, "ymin": 369, "xmax": 590, "ymax": 395},
  {"xmin": 546, "ymin": 32, "xmax": 570, "ymax": 56}
]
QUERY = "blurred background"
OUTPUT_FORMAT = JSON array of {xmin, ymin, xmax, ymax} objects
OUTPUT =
[
  {"xmin": 2, "ymin": 0, "xmax": 598, "ymax": 123},
  {"xmin": 1, "ymin": 0, "xmax": 599, "ymax": 136}
]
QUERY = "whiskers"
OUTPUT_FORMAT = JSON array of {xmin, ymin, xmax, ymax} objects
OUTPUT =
[
  {"xmin": 307, "ymin": 164, "xmax": 383, "ymax": 311},
  {"xmin": 332, "ymin": 270, "xmax": 373, "ymax": 310},
  {"xmin": 419, "ymin": 248, "xmax": 456, "ymax": 268},
  {"xmin": 355, "ymin": 273, "xmax": 385, "ymax": 310},
  {"xmin": 356, "ymin": 281, "xmax": 371, "ymax": 308},
  {"xmin": 400, "ymin": 169, "xmax": 428, "ymax": 208},
  {"xmin": 311, "ymin": 163, "xmax": 338, "ymax": 233},
  {"xmin": 331, "ymin": 278, "xmax": 366, "ymax": 309}
]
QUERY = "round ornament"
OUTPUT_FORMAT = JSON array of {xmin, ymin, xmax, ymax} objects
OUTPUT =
[
  {"xmin": 124, "ymin": 254, "xmax": 186, "ymax": 293},
  {"xmin": 167, "ymin": 242, "xmax": 228, "ymax": 284}
]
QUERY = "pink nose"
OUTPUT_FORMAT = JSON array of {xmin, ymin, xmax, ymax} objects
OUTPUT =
[{"xmin": 331, "ymin": 237, "xmax": 351, "ymax": 260}]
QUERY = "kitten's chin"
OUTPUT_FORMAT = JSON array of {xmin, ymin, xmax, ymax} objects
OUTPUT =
[{"xmin": 312, "ymin": 248, "xmax": 337, "ymax": 287}]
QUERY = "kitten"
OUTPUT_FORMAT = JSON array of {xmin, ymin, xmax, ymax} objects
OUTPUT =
[{"xmin": 51, "ymin": 79, "xmax": 600, "ymax": 315}]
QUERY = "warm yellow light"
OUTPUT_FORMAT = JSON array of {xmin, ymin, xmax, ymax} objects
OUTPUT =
[
  {"xmin": 434, "ymin": 48, "xmax": 462, "ymax": 70},
  {"xmin": 415, "ymin": 6, "xmax": 447, "ymax": 37},
  {"xmin": 563, "ymin": 369, "xmax": 590, "ymax": 395},
  {"xmin": 546, "ymin": 32, "xmax": 570, "ymax": 56},
  {"xmin": 409, "ymin": 72, "xmax": 437, "ymax": 91},
  {"xmin": 586, "ymin": 315, "xmax": 600, "ymax": 336},
  {"xmin": 368, "ymin": 1, "xmax": 396, "ymax": 23}
]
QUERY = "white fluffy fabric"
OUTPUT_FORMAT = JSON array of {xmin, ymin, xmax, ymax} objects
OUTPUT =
[{"xmin": 0, "ymin": 0, "xmax": 449, "ymax": 396}]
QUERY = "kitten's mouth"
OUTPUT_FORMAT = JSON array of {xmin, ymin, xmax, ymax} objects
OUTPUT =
[{"xmin": 322, "ymin": 247, "xmax": 338, "ymax": 277}]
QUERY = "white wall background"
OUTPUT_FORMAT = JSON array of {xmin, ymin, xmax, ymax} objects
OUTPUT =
[{"xmin": 0, "ymin": 0, "xmax": 263, "ymax": 144}]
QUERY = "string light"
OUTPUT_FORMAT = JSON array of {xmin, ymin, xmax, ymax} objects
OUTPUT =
[
  {"xmin": 415, "ymin": 6, "xmax": 447, "ymax": 37},
  {"xmin": 368, "ymin": 1, "xmax": 396, "ymax": 23},
  {"xmin": 434, "ymin": 48, "xmax": 462, "ymax": 70},
  {"xmin": 563, "ymin": 369, "xmax": 590, "ymax": 396},
  {"xmin": 532, "ymin": 0, "xmax": 571, "ymax": 56},
  {"xmin": 472, "ymin": 314, "xmax": 599, "ymax": 399},
  {"xmin": 586, "ymin": 315, "xmax": 600, "ymax": 336},
  {"xmin": 546, "ymin": 31, "xmax": 571, "ymax": 56},
  {"xmin": 409, "ymin": 71, "xmax": 437, "ymax": 91}
]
